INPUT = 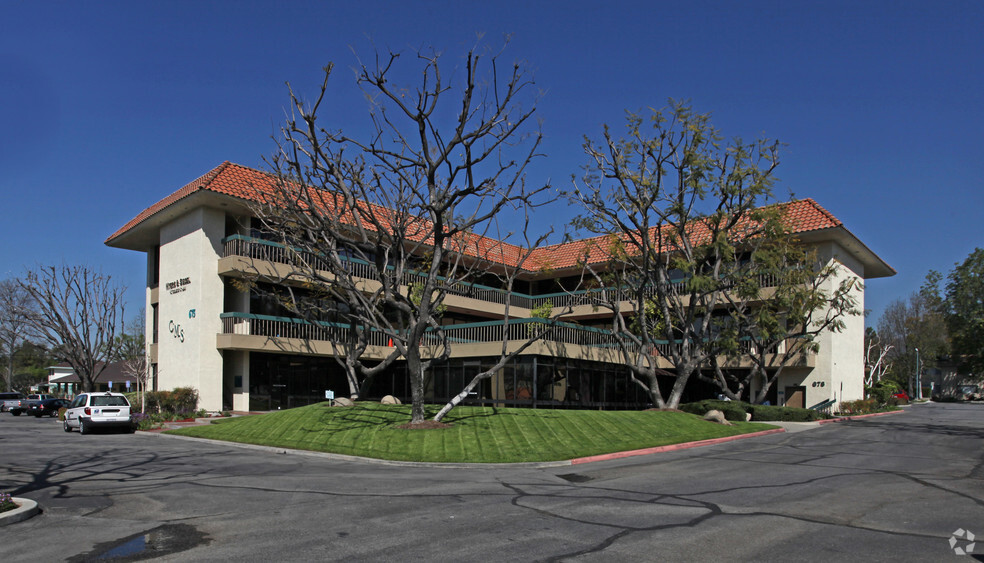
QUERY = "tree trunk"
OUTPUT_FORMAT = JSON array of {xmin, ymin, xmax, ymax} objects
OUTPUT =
[
  {"xmin": 406, "ymin": 350, "xmax": 426, "ymax": 424},
  {"xmin": 664, "ymin": 366, "xmax": 694, "ymax": 409}
]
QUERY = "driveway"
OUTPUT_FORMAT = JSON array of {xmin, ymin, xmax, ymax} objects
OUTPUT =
[{"xmin": 1, "ymin": 403, "xmax": 982, "ymax": 561}]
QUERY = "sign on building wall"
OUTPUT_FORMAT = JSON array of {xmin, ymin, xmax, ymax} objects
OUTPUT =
[{"xmin": 165, "ymin": 277, "xmax": 192, "ymax": 294}]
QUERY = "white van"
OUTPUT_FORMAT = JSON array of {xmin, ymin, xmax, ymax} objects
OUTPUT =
[{"xmin": 63, "ymin": 392, "xmax": 133, "ymax": 434}]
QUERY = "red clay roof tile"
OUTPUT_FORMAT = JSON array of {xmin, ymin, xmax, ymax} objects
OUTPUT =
[{"xmin": 106, "ymin": 162, "xmax": 848, "ymax": 271}]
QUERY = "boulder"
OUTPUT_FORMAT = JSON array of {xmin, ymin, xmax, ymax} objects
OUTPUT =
[
  {"xmin": 381, "ymin": 395, "xmax": 402, "ymax": 405},
  {"xmin": 702, "ymin": 409, "xmax": 733, "ymax": 426},
  {"xmin": 333, "ymin": 397, "xmax": 355, "ymax": 407}
]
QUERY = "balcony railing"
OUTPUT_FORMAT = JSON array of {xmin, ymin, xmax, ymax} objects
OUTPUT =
[
  {"xmin": 220, "ymin": 312, "xmax": 622, "ymax": 350},
  {"xmin": 216, "ymin": 312, "xmax": 811, "ymax": 368},
  {"xmin": 222, "ymin": 235, "xmax": 787, "ymax": 313}
]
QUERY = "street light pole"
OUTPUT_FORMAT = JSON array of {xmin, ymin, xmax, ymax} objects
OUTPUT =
[{"xmin": 915, "ymin": 347, "xmax": 921, "ymax": 400}]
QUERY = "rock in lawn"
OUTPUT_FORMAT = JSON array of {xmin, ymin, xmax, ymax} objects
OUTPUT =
[
  {"xmin": 381, "ymin": 395, "xmax": 401, "ymax": 405},
  {"xmin": 333, "ymin": 397, "xmax": 355, "ymax": 407},
  {"xmin": 703, "ymin": 409, "xmax": 733, "ymax": 425}
]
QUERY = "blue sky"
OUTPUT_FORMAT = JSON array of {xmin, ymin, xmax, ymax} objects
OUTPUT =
[{"xmin": 2, "ymin": 0, "xmax": 981, "ymax": 326}]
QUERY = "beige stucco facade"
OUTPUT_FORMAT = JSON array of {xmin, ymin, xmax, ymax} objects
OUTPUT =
[{"xmin": 108, "ymin": 162, "xmax": 894, "ymax": 413}]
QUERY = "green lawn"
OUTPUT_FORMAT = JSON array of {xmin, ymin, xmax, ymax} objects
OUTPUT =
[{"xmin": 166, "ymin": 403, "xmax": 777, "ymax": 463}]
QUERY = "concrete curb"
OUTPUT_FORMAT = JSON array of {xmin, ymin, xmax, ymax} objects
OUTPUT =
[
  {"xmin": 817, "ymin": 409, "xmax": 905, "ymax": 425},
  {"xmin": 138, "ymin": 426, "xmax": 789, "ymax": 468},
  {"xmin": 0, "ymin": 498, "xmax": 40, "ymax": 526},
  {"xmin": 570, "ymin": 428, "xmax": 787, "ymax": 464},
  {"xmin": 138, "ymin": 431, "xmax": 573, "ymax": 468}
]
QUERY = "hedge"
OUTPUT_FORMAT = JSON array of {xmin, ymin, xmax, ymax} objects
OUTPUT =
[{"xmin": 680, "ymin": 399, "xmax": 821, "ymax": 422}]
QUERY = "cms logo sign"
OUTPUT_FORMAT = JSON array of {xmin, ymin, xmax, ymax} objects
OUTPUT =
[{"xmin": 168, "ymin": 320, "xmax": 185, "ymax": 343}]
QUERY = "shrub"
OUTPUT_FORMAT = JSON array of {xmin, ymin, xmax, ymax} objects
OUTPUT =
[
  {"xmin": 171, "ymin": 387, "xmax": 199, "ymax": 412},
  {"xmin": 680, "ymin": 400, "xmax": 749, "ymax": 422},
  {"xmin": 748, "ymin": 404, "xmax": 820, "ymax": 422},
  {"xmin": 839, "ymin": 398, "xmax": 879, "ymax": 415},
  {"xmin": 0, "ymin": 492, "xmax": 17, "ymax": 514},
  {"xmin": 866, "ymin": 381, "xmax": 900, "ymax": 405},
  {"xmin": 143, "ymin": 388, "xmax": 199, "ymax": 414}
]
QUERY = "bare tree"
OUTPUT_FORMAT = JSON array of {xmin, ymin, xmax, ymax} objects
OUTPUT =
[
  {"xmin": 20, "ymin": 265, "xmax": 125, "ymax": 392},
  {"xmin": 432, "ymin": 213, "xmax": 567, "ymax": 422},
  {"xmin": 252, "ymin": 43, "xmax": 551, "ymax": 424},
  {"xmin": 864, "ymin": 327, "xmax": 893, "ymax": 387},
  {"xmin": 0, "ymin": 279, "xmax": 33, "ymax": 392},
  {"xmin": 114, "ymin": 310, "xmax": 149, "ymax": 412},
  {"xmin": 572, "ymin": 101, "xmax": 780, "ymax": 409}
]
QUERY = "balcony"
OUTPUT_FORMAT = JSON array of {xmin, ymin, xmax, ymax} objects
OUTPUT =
[
  {"xmin": 216, "ymin": 312, "xmax": 812, "ymax": 368},
  {"xmin": 220, "ymin": 235, "xmax": 786, "ymax": 319}
]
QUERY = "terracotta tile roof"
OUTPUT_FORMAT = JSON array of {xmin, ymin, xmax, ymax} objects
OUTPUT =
[
  {"xmin": 106, "ymin": 162, "xmax": 848, "ymax": 271},
  {"xmin": 105, "ymin": 162, "xmax": 279, "ymax": 244}
]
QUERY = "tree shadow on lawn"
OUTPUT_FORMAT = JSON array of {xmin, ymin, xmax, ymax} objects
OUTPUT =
[{"xmin": 294, "ymin": 404, "xmax": 559, "ymax": 434}]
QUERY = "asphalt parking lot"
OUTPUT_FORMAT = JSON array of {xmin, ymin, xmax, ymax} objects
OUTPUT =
[{"xmin": 2, "ymin": 402, "xmax": 983, "ymax": 562}]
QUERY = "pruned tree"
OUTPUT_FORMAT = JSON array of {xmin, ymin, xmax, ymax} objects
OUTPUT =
[
  {"xmin": 252, "ymin": 43, "xmax": 551, "ymax": 424},
  {"xmin": 19, "ymin": 265, "xmax": 125, "ymax": 393},
  {"xmin": 432, "ymin": 212, "xmax": 568, "ymax": 422},
  {"xmin": 705, "ymin": 220, "xmax": 862, "ymax": 403},
  {"xmin": 572, "ymin": 101, "xmax": 780, "ymax": 409},
  {"xmin": 0, "ymin": 278, "xmax": 33, "ymax": 392}
]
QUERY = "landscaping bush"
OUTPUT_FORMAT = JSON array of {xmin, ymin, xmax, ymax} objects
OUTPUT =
[
  {"xmin": 681, "ymin": 400, "xmax": 821, "ymax": 422},
  {"xmin": 747, "ymin": 404, "xmax": 820, "ymax": 422},
  {"xmin": 866, "ymin": 381, "xmax": 900, "ymax": 405},
  {"xmin": 0, "ymin": 492, "xmax": 17, "ymax": 514},
  {"xmin": 171, "ymin": 387, "xmax": 199, "ymax": 412},
  {"xmin": 839, "ymin": 398, "xmax": 879, "ymax": 415},
  {"xmin": 143, "ymin": 388, "xmax": 199, "ymax": 414},
  {"xmin": 680, "ymin": 400, "xmax": 749, "ymax": 422}
]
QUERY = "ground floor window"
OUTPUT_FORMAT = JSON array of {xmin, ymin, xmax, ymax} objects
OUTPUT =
[{"xmin": 245, "ymin": 352, "xmax": 771, "ymax": 411}]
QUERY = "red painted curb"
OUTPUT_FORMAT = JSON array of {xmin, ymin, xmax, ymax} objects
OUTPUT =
[
  {"xmin": 817, "ymin": 409, "xmax": 905, "ymax": 424},
  {"xmin": 570, "ymin": 427, "xmax": 786, "ymax": 465}
]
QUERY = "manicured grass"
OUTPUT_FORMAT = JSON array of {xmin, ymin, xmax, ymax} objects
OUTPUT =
[{"xmin": 166, "ymin": 403, "xmax": 777, "ymax": 463}]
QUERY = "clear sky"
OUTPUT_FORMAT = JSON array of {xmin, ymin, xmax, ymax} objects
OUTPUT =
[{"xmin": 2, "ymin": 0, "xmax": 981, "ymax": 327}]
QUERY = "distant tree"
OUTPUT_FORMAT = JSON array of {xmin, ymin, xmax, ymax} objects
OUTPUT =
[
  {"xmin": 252, "ymin": 43, "xmax": 553, "ymax": 424},
  {"xmin": 877, "ymin": 291, "xmax": 947, "ymax": 394},
  {"xmin": 20, "ymin": 265, "xmax": 125, "ymax": 393},
  {"xmin": 572, "ymin": 100, "xmax": 781, "ymax": 409},
  {"xmin": 6, "ymin": 341, "xmax": 54, "ymax": 392},
  {"xmin": 0, "ymin": 278, "xmax": 33, "ymax": 392},
  {"xmin": 938, "ymin": 248, "xmax": 984, "ymax": 377}
]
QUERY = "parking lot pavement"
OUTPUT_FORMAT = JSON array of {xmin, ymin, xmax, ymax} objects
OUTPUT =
[{"xmin": 2, "ymin": 403, "xmax": 983, "ymax": 562}]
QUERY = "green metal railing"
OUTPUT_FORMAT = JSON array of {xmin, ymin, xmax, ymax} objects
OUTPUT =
[{"xmin": 222, "ymin": 235, "xmax": 783, "ymax": 312}]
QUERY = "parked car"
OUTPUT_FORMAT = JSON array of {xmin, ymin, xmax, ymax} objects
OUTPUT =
[
  {"xmin": 27, "ymin": 394, "xmax": 57, "ymax": 401},
  {"xmin": 63, "ymin": 392, "xmax": 134, "ymax": 434},
  {"xmin": 0, "ymin": 392, "xmax": 25, "ymax": 414},
  {"xmin": 27, "ymin": 398, "xmax": 71, "ymax": 417},
  {"xmin": 892, "ymin": 390, "xmax": 910, "ymax": 402}
]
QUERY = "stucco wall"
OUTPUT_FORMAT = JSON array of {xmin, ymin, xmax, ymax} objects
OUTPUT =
[
  {"xmin": 157, "ymin": 207, "xmax": 226, "ymax": 411},
  {"xmin": 814, "ymin": 241, "xmax": 866, "ymax": 406}
]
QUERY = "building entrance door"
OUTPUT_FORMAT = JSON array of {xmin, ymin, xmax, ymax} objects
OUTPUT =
[
  {"xmin": 271, "ymin": 373, "xmax": 288, "ymax": 410},
  {"xmin": 785, "ymin": 386, "xmax": 806, "ymax": 408}
]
